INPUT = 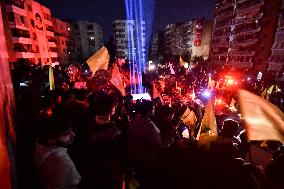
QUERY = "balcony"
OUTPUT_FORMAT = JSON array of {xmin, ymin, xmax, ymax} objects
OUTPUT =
[
  {"xmin": 46, "ymin": 31, "xmax": 54, "ymax": 37},
  {"xmin": 217, "ymin": 10, "xmax": 234, "ymax": 19},
  {"xmin": 216, "ymin": 2, "xmax": 235, "ymax": 13},
  {"xmin": 229, "ymin": 50, "xmax": 255, "ymax": 56},
  {"xmin": 50, "ymin": 52, "xmax": 58, "ymax": 57},
  {"xmin": 230, "ymin": 60, "xmax": 253, "ymax": 68},
  {"xmin": 235, "ymin": 1, "xmax": 264, "ymax": 15},
  {"xmin": 48, "ymin": 42, "xmax": 57, "ymax": 48},
  {"xmin": 45, "ymin": 20, "xmax": 53, "ymax": 26},
  {"xmin": 5, "ymin": 4, "xmax": 26, "ymax": 16},
  {"xmin": 235, "ymin": 38, "xmax": 258, "ymax": 47},
  {"xmin": 8, "ymin": 22, "xmax": 29, "ymax": 31},
  {"xmin": 268, "ymin": 62, "xmax": 284, "ymax": 72},
  {"xmin": 212, "ymin": 41, "xmax": 229, "ymax": 48},
  {"xmin": 15, "ymin": 52, "xmax": 35, "ymax": 59},
  {"xmin": 12, "ymin": 37, "xmax": 32, "ymax": 44},
  {"xmin": 232, "ymin": 27, "xmax": 261, "ymax": 36}
]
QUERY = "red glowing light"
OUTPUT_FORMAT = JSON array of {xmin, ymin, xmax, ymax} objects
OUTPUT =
[{"xmin": 227, "ymin": 79, "xmax": 234, "ymax": 85}]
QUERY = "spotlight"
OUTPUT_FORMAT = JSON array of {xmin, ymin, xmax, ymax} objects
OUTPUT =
[
  {"xmin": 202, "ymin": 91, "xmax": 211, "ymax": 98},
  {"xmin": 149, "ymin": 64, "xmax": 156, "ymax": 71}
]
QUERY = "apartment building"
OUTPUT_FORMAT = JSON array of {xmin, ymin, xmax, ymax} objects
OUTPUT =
[
  {"xmin": 73, "ymin": 20, "xmax": 103, "ymax": 61},
  {"xmin": 2, "ymin": 0, "xmax": 59, "ymax": 65},
  {"xmin": 211, "ymin": 0, "xmax": 281, "ymax": 72},
  {"xmin": 163, "ymin": 19, "xmax": 212, "ymax": 59},
  {"xmin": 52, "ymin": 18, "xmax": 74, "ymax": 65},
  {"xmin": 268, "ymin": 0, "xmax": 284, "ymax": 80},
  {"xmin": 113, "ymin": 19, "xmax": 146, "ymax": 60}
]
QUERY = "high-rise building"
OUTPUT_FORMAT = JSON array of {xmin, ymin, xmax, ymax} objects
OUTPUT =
[
  {"xmin": 211, "ymin": 0, "xmax": 281, "ymax": 72},
  {"xmin": 268, "ymin": 0, "xmax": 284, "ymax": 80},
  {"xmin": 163, "ymin": 19, "xmax": 212, "ymax": 59},
  {"xmin": 52, "ymin": 18, "xmax": 74, "ymax": 65},
  {"xmin": 113, "ymin": 19, "xmax": 146, "ymax": 60},
  {"xmin": 149, "ymin": 32, "xmax": 163, "ymax": 61},
  {"xmin": 72, "ymin": 20, "xmax": 103, "ymax": 61},
  {"xmin": 2, "ymin": 0, "xmax": 59, "ymax": 65}
]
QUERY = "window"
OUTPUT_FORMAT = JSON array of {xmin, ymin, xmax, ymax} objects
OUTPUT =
[
  {"xmin": 7, "ymin": 12, "xmax": 14, "ymax": 22},
  {"xmin": 28, "ymin": 5, "xmax": 32, "ymax": 11},
  {"xmin": 87, "ymin": 25, "xmax": 93, "ymax": 30},
  {"xmin": 30, "ymin": 19, "xmax": 35, "ymax": 27},
  {"xmin": 20, "ymin": 16, "xmax": 25, "ymax": 25},
  {"xmin": 33, "ymin": 33, "xmax": 37, "ymax": 40}
]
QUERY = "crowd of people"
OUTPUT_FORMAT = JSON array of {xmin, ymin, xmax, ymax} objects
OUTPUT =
[{"xmin": 12, "ymin": 60, "xmax": 284, "ymax": 189}]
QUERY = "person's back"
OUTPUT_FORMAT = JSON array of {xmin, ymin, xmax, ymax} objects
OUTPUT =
[
  {"xmin": 80, "ymin": 93, "xmax": 124, "ymax": 189},
  {"xmin": 34, "ymin": 115, "xmax": 81, "ymax": 189}
]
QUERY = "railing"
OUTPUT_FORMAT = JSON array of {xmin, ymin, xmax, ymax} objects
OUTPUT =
[
  {"xmin": 6, "ymin": 0, "xmax": 24, "ymax": 9},
  {"xmin": 235, "ymin": 1, "xmax": 264, "ymax": 15}
]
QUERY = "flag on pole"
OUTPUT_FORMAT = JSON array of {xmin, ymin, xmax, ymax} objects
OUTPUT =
[
  {"xmin": 49, "ymin": 64, "xmax": 55, "ymax": 90},
  {"xmin": 261, "ymin": 88, "xmax": 267, "ymax": 99},
  {"xmin": 179, "ymin": 56, "xmax": 185, "ymax": 67},
  {"xmin": 110, "ymin": 64, "xmax": 125, "ymax": 96},
  {"xmin": 86, "ymin": 46, "xmax": 109, "ymax": 75},
  {"xmin": 196, "ymin": 99, "xmax": 217, "ymax": 140},
  {"xmin": 237, "ymin": 89, "xmax": 284, "ymax": 144}
]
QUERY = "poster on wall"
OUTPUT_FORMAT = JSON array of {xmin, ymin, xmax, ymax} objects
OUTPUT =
[
  {"xmin": 32, "ymin": 2, "xmax": 49, "ymax": 64},
  {"xmin": 193, "ymin": 20, "xmax": 203, "ymax": 47}
]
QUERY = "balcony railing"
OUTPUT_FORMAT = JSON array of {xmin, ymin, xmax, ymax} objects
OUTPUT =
[
  {"xmin": 6, "ymin": 0, "xmax": 24, "ymax": 9},
  {"xmin": 229, "ymin": 50, "xmax": 255, "ymax": 56},
  {"xmin": 232, "ymin": 27, "xmax": 261, "ymax": 36},
  {"xmin": 15, "ymin": 52, "xmax": 35, "ymax": 59},
  {"xmin": 235, "ymin": 1, "xmax": 264, "ymax": 15}
]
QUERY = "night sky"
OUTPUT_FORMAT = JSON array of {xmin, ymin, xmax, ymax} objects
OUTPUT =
[{"xmin": 37, "ymin": 0, "xmax": 216, "ymax": 41}]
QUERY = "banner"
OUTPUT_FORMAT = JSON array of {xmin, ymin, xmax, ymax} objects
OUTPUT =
[
  {"xmin": 193, "ymin": 20, "xmax": 203, "ymax": 47},
  {"xmin": 32, "ymin": 1, "xmax": 50, "ymax": 63},
  {"xmin": 238, "ymin": 89, "xmax": 284, "ymax": 143}
]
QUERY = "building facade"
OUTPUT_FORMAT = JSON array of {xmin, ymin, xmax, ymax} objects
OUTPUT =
[
  {"xmin": 211, "ymin": 0, "xmax": 281, "ymax": 72},
  {"xmin": 52, "ymin": 18, "xmax": 74, "ymax": 65},
  {"xmin": 163, "ymin": 19, "xmax": 212, "ymax": 60},
  {"xmin": 72, "ymin": 20, "xmax": 103, "ymax": 61},
  {"xmin": 113, "ymin": 19, "xmax": 146, "ymax": 60},
  {"xmin": 268, "ymin": 0, "xmax": 284, "ymax": 80},
  {"xmin": 2, "ymin": 0, "xmax": 59, "ymax": 65}
]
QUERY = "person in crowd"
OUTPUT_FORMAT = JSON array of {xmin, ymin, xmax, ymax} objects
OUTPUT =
[
  {"xmin": 128, "ymin": 99, "xmax": 162, "ymax": 189},
  {"xmin": 154, "ymin": 105, "xmax": 179, "ymax": 148},
  {"xmin": 34, "ymin": 115, "xmax": 81, "ymax": 189},
  {"xmin": 80, "ymin": 93, "xmax": 124, "ymax": 189},
  {"xmin": 210, "ymin": 119, "xmax": 240, "ymax": 161}
]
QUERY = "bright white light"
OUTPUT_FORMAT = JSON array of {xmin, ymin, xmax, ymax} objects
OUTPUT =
[
  {"xmin": 182, "ymin": 129, "xmax": 190, "ymax": 139},
  {"xmin": 257, "ymin": 72, "xmax": 262, "ymax": 81},
  {"xmin": 149, "ymin": 64, "xmax": 156, "ymax": 70},
  {"xmin": 184, "ymin": 62, "xmax": 189, "ymax": 69},
  {"xmin": 131, "ymin": 93, "xmax": 151, "ymax": 101},
  {"xmin": 202, "ymin": 91, "xmax": 211, "ymax": 97},
  {"xmin": 148, "ymin": 60, "xmax": 153, "ymax": 64}
]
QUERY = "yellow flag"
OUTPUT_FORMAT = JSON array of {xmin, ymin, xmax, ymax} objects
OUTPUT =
[
  {"xmin": 86, "ymin": 46, "xmax": 109, "ymax": 75},
  {"xmin": 267, "ymin": 85, "xmax": 274, "ymax": 95},
  {"xmin": 196, "ymin": 99, "xmax": 217, "ymax": 140},
  {"xmin": 179, "ymin": 56, "xmax": 185, "ymax": 66},
  {"xmin": 238, "ymin": 89, "xmax": 284, "ymax": 144},
  {"xmin": 49, "ymin": 64, "xmax": 55, "ymax": 90},
  {"xmin": 261, "ymin": 88, "xmax": 267, "ymax": 98}
]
